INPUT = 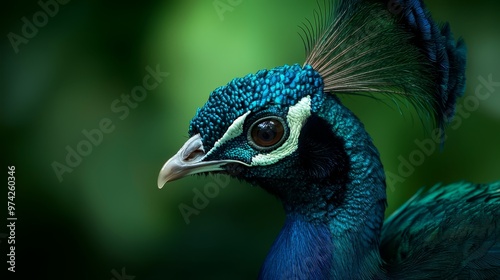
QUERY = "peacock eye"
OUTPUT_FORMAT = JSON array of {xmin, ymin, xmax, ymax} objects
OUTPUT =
[{"xmin": 248, "ymin": 117, "xmax": 286, "ymax": 150}]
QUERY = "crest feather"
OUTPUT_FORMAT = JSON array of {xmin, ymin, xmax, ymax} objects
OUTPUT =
[{"xmin": 301, "ymin": 0, "xmax": 466, "ymax": 131}]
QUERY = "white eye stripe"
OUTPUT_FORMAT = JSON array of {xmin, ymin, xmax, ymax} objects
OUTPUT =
[
  {"xmin": 251, "ymin": 95, "xmax": 311, "ymax": 166},
  {"xmin": 206, "ymin": 111, "xmax": 251, "ymax": 157}
]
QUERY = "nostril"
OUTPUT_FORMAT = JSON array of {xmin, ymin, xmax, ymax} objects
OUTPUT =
[{"xmin": 184, "ymin": 149, "xmax": 205, "ymax": 161}]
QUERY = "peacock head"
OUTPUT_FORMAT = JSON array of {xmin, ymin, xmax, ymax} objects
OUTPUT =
[
  {"xmin": 157, "ymin": 63, "xmax": 355, "ymax": 205},
  {"xmin": 157, "ymin": 0, "xmax": 465, "ymax": 217}
]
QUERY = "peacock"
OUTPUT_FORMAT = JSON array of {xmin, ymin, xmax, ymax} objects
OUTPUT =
[{"xmin": 157, "ymin": 0, "xmax": 500, "ymax": 278}]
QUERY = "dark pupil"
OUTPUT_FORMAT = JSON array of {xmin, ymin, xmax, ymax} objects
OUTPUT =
[
  {"xmin": 251, "ymin": 119, "xmax": 284, "ymax": 147},
  {"xmin": 257, "ymin": 122, "xmax": 276, "ymax": 142}
]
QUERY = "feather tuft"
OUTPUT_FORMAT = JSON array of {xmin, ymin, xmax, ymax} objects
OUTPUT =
[{"xmin": 301, "ymin": 0, "xmax": 466, "ymax": 133}]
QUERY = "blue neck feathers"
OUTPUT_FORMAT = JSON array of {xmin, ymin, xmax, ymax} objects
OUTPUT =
[
  {"xmin": 259, "ymin": 215, "xmax": 334, "ymax": 279},
  {"xmin": 259, "ymin": 95, "xmax": 387, "ymax": 279}
]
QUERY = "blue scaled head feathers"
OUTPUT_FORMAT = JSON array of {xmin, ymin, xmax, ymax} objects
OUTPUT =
[
  {"xmin": 157, "ymin": 64, "xmax": 327, "ymax": 188},
  {"xmin": 189, "ymin": 64, "xmax": 324, "ymax": 152}
]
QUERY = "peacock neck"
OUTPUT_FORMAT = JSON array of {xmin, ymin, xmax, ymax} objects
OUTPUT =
[
  {"xmin": 260, "ymin": 182, "xmax": 387, "ymax": 279},
  {"xmin": 260, "ymin": 95, "xmax": 388, "ymax": 279}
]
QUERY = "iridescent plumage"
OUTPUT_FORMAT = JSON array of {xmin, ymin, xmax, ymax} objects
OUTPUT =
[{"xmin": 158, "ymin": 0, "xmax": 499, "ymax": 278}]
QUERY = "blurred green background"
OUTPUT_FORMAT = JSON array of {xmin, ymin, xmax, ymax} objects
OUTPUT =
[{"xmin": 1, "ymin": 0, "xmax": 499, "ymax": 279}]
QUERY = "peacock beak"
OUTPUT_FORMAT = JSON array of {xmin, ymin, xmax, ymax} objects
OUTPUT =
[{"xmin": 157, "ymin": 134, "xmax": 245, "ymax": 189}]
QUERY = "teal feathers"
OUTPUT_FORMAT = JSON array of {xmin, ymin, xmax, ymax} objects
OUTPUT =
[{"xmin": 381, "ymin": 182, "xmax": 500, "ymax": 279}]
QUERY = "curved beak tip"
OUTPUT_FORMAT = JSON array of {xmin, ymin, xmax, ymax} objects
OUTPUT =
[
  {"xmin": 156, "ymin": 134, "xmax": 211, "ymax": 190},
  {"xmin": 157, "ymin": 174, "xmax": 167, "ymax": 189},
  {"xmin": 157, "ymin": 156, "xmax": 181, "ymax": 189}
]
